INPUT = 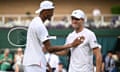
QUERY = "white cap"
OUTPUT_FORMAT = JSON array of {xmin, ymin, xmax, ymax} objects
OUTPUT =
[
  {"xmin": 35, "ymin": 1, "xmax": 54, "ymax": 14},
  {"xmin": 71, "ymin": 9, "xmax": 85, "ymax": 19}
]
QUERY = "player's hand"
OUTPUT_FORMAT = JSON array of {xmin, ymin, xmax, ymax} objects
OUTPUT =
[
  {"xmin": 46, "ymin": 63, "xmax": 52, "ymax": 72},
  {"xmin": 71, "ymin": 36, "xmax": 85, "ymax": 47}
]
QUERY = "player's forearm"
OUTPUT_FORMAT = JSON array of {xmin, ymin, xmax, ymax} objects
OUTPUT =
[
  {"xmin": 44, "ymin": 38, "xmax": 81, "ymax": 53},
  {"xmin": 96, "ymin": 54, "xmax": 102, "ymax": 72},
  {"xmin": 54, "ymin": 49, "xmax": 68, "ymax": 56},
  {"xmin": 47, "ymin": 44, "xmax": 72, "ymax": 53}
]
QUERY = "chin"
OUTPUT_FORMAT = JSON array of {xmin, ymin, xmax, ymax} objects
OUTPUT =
[{"xmin": 72, "ymin": 26, "xmax": 78, "ymax": 29}]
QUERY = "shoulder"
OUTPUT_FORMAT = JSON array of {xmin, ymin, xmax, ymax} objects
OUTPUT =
[
  {"xmin": 30, "ymin": 17, "xmax": 42, "ymax": 26},
  {"xmin": 28, "ymin": 17, "xmax": 38, "ymax": 27},
  {"xmin": 30, "ymin": 17, "xmax": 38, "ymax": 24},
  {"xmin": 84, "ymin": 28, "xmax": 95, "ymax": 36},
  {"xmin": 84, "ymin": 28, "xmax": 94, "ymax": 34},
  {"xmin": 67, "ymin": 31, "xmax": 75, "ymax": 38},
  {"xmin": 30, "ymin": 17, "xmax": 45, "ymax": 30},
  {"xmin": 32, "ymin": 17, "xmax": 39, "ymax": 22}
]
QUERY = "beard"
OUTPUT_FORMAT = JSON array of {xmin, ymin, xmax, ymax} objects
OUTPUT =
[{"xmin": 46, "ymin": 15, "xmax": 52, "ymax": 21}]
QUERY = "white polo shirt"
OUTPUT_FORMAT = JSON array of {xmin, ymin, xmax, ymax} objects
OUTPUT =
[
  {"xmin": 65, "ymin": 28, "xmax": 100, "ymax": 72},
  {"xmin": 23, "ymin": 17, "xmax": 49, "ymax": 70}
]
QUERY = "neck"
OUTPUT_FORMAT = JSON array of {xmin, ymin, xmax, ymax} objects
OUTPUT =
[{"xmin": 75, "ymin": 26, "xmax": 83, "ymax": 33}]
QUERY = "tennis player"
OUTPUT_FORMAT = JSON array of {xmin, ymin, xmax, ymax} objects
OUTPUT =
[
  {"xmin": 55, "ymin": 9, "xmax": 102, "ymax": 72},
  {"xmin": 23, "ymin": 1, "xmax": 83, "ymax": 72}
]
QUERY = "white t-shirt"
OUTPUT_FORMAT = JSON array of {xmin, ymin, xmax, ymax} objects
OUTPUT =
[
  {"xmin": 45, "ymin": 53, "xmax": 59, "ymax": 69},
  {"xmin": 23, "ymin": 17, "xmax": 49, "ymax": 70},
  {"xmin": 65, "ymin": 28, "xmax": 100, "ymax": 72}
]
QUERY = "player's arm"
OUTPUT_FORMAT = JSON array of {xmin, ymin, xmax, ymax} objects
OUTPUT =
[
  {"xmin": 54, "ymin": 49, "xmax": 69, "ymax": 56},
  {"xmin": 43, "ymin": 40, "xmax": 72, "ymax": 53},
  {"xmin": 44, "ymin": 36, "xmax": 84, "ymax": 54},
  {"xmin": 93, "ymin": 47, "xmax": 102, "ymax": 72},
  {"xmin": 43, "ymin": 37, "xmax": 83, "ymax": 53},
  {"xmin": 89, "ymin": 32, "xmax": 102, "ymax": 72}
]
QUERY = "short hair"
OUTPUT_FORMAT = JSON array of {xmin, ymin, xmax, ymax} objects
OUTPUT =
[
  {"xmin": 58, "ymin": 62, "xmax": 63, "ymax": 65},
  {"xmin": 107, "ymin": 50, "xmax": 113, "ymax": 54}
]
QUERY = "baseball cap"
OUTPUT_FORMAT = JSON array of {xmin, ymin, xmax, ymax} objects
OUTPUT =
[
  {"xmin": 35, "ymin": 0, "xmax": 54, "ymax": 14},
  {"xmin": 71, "ymin": 9, "xmax": 85, "ymax": 19}
]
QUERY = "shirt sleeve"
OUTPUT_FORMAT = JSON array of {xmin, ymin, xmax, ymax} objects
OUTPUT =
[
  {"xmin": 36, "ymin": 24, "xmax": 49, "ymax": 43},
  {"xmin": 89, "ymin": 32, "xmax": 101, "ymax": 49}
]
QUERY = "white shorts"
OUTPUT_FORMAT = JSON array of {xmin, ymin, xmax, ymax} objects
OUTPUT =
[{"xmin": 24, "ymin": 65, "xmax": 46, "ymax": 72}]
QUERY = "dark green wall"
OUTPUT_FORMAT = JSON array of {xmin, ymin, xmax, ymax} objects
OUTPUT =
[
  {"xmin": 0, "ymin": 27, "xmax": 120, "ymax": 69},
  {"xmin": 0, "ymin": 27, "xmax": 120, "ymax": 53},
  {"xmin": 0, "ymin": 27, "xmax": 27, "ymax": 48}
]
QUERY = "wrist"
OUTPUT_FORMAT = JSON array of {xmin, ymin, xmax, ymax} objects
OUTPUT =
[{"xmin": 69, "ymin": 44, "xmax": 73, "ymax": 48}]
